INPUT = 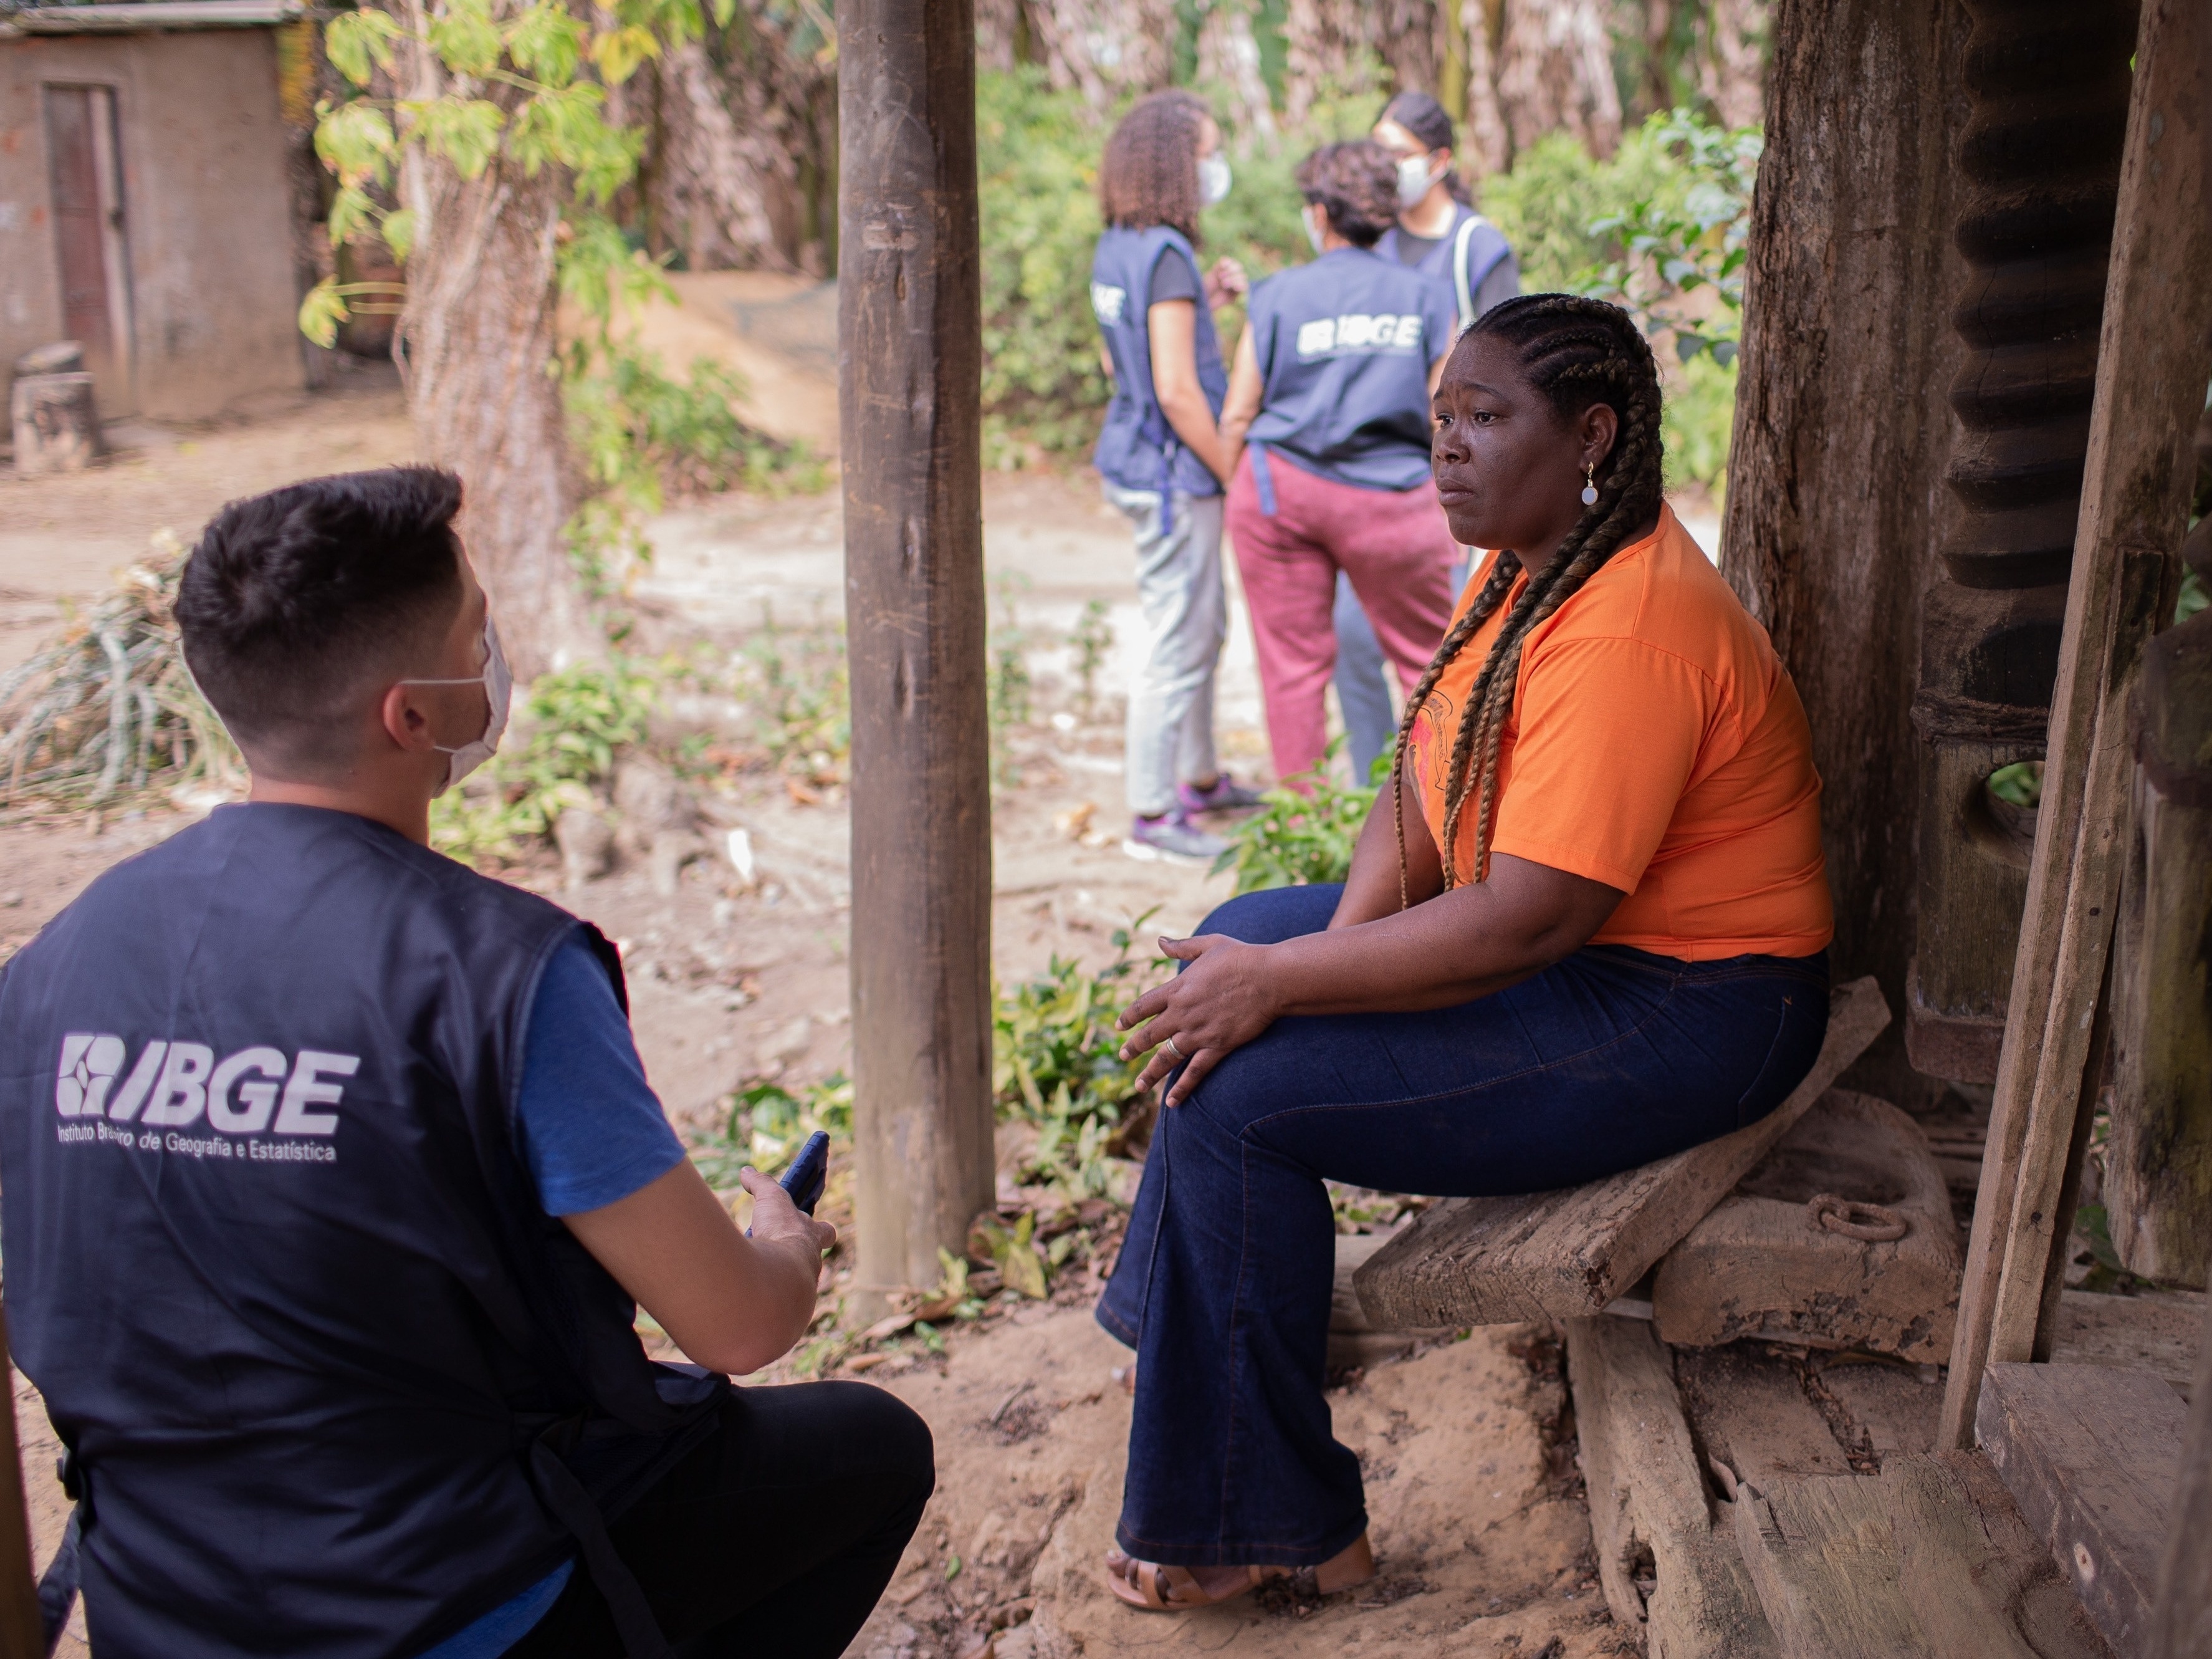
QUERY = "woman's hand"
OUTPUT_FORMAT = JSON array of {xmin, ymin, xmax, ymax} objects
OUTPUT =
[
  {"xmin": 1117, "ymin": 934, "xmax": 1281, "ymax": 1106},
  {"xmin": 1204, "ymin": 256, "xmax": 1248, "ymax": 309}
]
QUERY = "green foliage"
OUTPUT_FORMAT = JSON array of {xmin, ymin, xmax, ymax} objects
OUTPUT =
[
  {"xmin": 1480, "ymin": 130, "xmax": 1679, "ymax": 292},
  {"xmin": 721, "ymin": 617, "xmax": 851, "ymax": 780},
  {"xmin": 2177, "ymin": 568, "xmax": 2207, "ymax": 625},
  {"xmin": 692, "ymin": 1072, "xmax": 854, "ymax": 1190},
  {"xmin": 1211, "ymin": 744, "xmax": 1379, "ymax": 895},
  {"xmin": 993, "ymin": 912, "xmax": 1162, "ymax": 1131},
  {"xmin": 431, "ymin": 659, "xmax": 655, "ymax": 862},
  {"xmin": 1068, "ymin": 599, "xmax": 1115, "ymax": 720},
  {"xmin": 1986, "ymin": 760, "xmax": 2044, "ymax": 811}
]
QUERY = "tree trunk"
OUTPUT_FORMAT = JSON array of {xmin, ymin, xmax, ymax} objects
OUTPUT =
[
  {"xmin": 1196, "ymin": 2, "xmax": 1276, "ymax": 146},
  {"xmin": 1283, "ymin": 0, "xmax": 1375, "ymax": 126},
  {"xmin": 1493, "ymin": 0, "xmax": 1624, "ymax": 158},
  {"xmin": 1460, "ymin": 0, "xmax": 1512, "ymax": 176},
  {"xmin": 1718, "ymin": 0, "xmax": 1970, "ymax": 1109},
  {"xmin": 1375, "ymin": 0, "xmax": 1442, "ymax": 102},
  {"xmin": 634, "ymin": 39, "xmax": 794, "ymax": 271},
  {"xmin": 1697, "ymin": 0, "xmax": 1770, "ymax": 128},
  {"xmin": 1023, "ymin": 0, "xmax": 1177, "ymax": 108}
]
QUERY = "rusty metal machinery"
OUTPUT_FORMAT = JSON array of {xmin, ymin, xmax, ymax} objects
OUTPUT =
[{"xmin": 1908, "ymin": 0, "xmax": 2140, "ymax": 1084}]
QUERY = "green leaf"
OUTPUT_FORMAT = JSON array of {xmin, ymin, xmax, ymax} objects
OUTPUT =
[
  {"xmin": 298, "ymin": 279, "xmax": 348, "ymax": 349},
  {"xmin": 408, "ymin": 98, "xmax": 507, "ymax": 179},
  {"xmin": 507, "ymin": 0, "xmax": 588, "ymax": 85},
  {"xmin": 1675, "ymin": 331, "xmax": 1707, "ymax": 363},
  {"xmin": 427, "ymin": 0, "xmax": 503, "ymax": 77},
  {"xmin": 324, "ymin": 8, "xmax": 403, "ymax": 86},
  {"xmin": 1709, "ymin": 340, "xmax": 1740, "ymax": 369},
  {"xmin": 590, "ymin": 24, "xmax": 660, "ymax": 84},
  {"xmin": 315, "ymin": 101, "xmax": 396, "ymax": 187},
  {"xmin": 326, "ymin": 183, "xmax": 376, "ymax": 248},
  {"xmin": 380, "ymin": 206, "xmax": 418, "ymax": 262}
]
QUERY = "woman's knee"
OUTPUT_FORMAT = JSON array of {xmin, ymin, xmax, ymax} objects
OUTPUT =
[{"xmin": 1195, "ymin": 883, "xmax": 1342, "ymax": 944}]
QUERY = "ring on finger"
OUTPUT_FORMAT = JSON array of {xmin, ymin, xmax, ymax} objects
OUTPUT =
[{"xmin": 1163, "ymin": 1034, "xmax": 1187, "ymax": 1062}]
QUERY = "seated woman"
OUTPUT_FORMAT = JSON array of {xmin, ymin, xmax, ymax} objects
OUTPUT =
[{"xmin": 1095, "ymin": 294, "xmax": 1834, "ymax": 1612}]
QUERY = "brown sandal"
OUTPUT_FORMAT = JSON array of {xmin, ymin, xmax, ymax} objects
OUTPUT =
[{"xmin": 1103, "ymin": 1534, "xmax": 1374, "ymax": 1613}]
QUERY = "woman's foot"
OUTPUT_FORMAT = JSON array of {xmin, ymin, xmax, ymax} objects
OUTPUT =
[
  {"xmin": 1123, "ymin": 810, "xmax": 1227, "ymax": 865},
  {"xmin": 1177, "ymin": 774, "xmax": 1265, "ymax": 814},
  {"xmin": 1103, "ymin": 1533, "xmax": 1374, "ymax": 1612}
]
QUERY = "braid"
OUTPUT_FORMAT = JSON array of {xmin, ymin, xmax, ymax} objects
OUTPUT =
[{"xmin": 1392, "ymin": 294, "xmax": 1667, "ymax": 899}]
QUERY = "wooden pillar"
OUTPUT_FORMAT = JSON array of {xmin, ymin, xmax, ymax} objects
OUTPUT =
[
  {"xmin": 2108, "ymin": 610, "xmax": 2212, "ymax": 1284},
  {"xmin": 0, "ymin": 1314, "xmax": 43, "ymax": 1658},
  {"xmin": 1939, "ymin": 0, "xmax": 2212, "ymax": 1448},
  {"xmin": 836, "ymin": 0, "xmax": 995, "ymax": 1313},
  {"xmin": 1718, "ymin": 0, "xmax": 1969, "ymax": 1109}
]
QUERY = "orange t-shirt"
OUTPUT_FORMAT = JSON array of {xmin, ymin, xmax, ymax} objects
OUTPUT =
[{"xmin": 1403, "ymin": 504, "xmax": 1832, "ymax": 961}]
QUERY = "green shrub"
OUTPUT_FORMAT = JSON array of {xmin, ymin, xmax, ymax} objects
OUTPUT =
[
  {"xmin": 993, "ymin": 911, "xmax": 1161, "ymax": 1129},
  {"xmin": 1211, "ymin": 746, "xmax": 1379, "ymax": 895}
]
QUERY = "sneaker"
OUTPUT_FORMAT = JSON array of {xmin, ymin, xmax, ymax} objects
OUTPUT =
[
  {"xmin": 1177, "ymin": 774, "xmax": 1266, "ymax": 814},
  {"xmin": 1123, "ymin": 812, "xmax": 1228, "ymax": 865}
]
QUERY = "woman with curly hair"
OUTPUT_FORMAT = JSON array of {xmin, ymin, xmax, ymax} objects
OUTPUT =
[
  {"xmin": 1091, "ymin": 90, "xmax": 1264, "ymax": 865},
  {"xmin": 1096, "ymin": 296, "xmax": 1832, "ymax": 1612},
  {"xmin": 1215, "ymin": 139, "xmax": 1464, "ymax": 789}
]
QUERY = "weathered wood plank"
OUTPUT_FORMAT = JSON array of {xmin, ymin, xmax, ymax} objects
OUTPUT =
[
  {"xmin": 1979, "ymin": 1362, "xmax": 2186, "ymax": 1656},
  {"xmin": 1943, "ymin": 0, "xmax": 2212, "ymax": 1447},
  {"xmin": 1654, "ymin": 1090, "xmax": 1962, "ymax": 1360},
  {"xmin": 2148, "ymin": 1292, "xmax": 2212, "ymax": 1657},
  {"xmin": 1564, "ymin": 1315, "xmax": 1778, "ymax": 1658},
  {"xmin": 1735, "ymin": 1454, "xmax": 2117, "ymax": 1659},
  {"xmin": 1354, "ymin": 978, "xmax": 1889, "ymax": 1330},
  {"xmin": 2049, "ymin": 1289, "xmax": 2206, "ymax": 1394}
]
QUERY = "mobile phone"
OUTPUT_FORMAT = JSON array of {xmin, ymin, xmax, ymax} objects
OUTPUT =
[{"xmin": 778, "ymin": 1130, "xmax": 831, "ymax": 1217}]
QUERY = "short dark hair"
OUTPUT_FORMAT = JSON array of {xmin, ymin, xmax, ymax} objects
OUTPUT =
[
  {"xmin": 178, "ymin": 467, "xmax": 465, "ymax": 769},
  {"xmin": 1100, "ymin": 90, "xmax": 1210, "ymax": 246},
  {"xmin": 1296, "ymin": 140, "xmax": 1399, "ymax": 248},
  {"xmin": 1377, "ymin": 89, "xmax": 1473, "ymax": 203}
]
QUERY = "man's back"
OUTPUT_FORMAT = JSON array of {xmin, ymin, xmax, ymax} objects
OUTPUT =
[{"xmin": 0, "ymin": 804, "xmax": 689, "ymax": 1658}]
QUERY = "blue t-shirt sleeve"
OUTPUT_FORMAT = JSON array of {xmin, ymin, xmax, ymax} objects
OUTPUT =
[
  {"xmin": 514, "ymin": 933, "xmax": 687, "ymax": 1217},
  {"xmin": 1425, "ymin": 278, "xmax": 1459, "ymax": 362}
]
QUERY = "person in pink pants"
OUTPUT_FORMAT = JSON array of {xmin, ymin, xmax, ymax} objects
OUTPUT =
[{"xmin": 1220, "ymin": 142, "xmax": 1463, "ymax": 787}]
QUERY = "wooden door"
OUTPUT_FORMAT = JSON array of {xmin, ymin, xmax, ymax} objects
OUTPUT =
[{"xmin": 44, "ymin": 85, "xmax": 130, "ymax": 401}]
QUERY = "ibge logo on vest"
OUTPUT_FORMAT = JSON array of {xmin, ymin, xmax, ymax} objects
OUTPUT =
[
  {"xmin": 1295, "ymin": 313, "xmax": 1424, "ymax": 360},
  {"xmin": 53, "ymin": 1033, "xmax": 356, "ymax": 1165}
]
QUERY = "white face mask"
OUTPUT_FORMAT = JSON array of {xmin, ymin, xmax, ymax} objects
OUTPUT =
[
  {"xmin": 1197, "ymin": 153, "xmax": 1232, "ymax": 206},
  {"xmin": 1396, "ymin": 153, "xmax": 1445, "ymax": 210},
  {"xmin": 403, "ymin": 617, "xmax": 513, "ymax": 795},
  {"xmin": 1302, "ymin": 203, "xmax": 1327, "ymax": 255}
]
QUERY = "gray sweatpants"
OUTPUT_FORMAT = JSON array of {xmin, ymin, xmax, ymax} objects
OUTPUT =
[{"xmin": 1103, "ymin": 482, "xmax": 1225, "ymax": 818}]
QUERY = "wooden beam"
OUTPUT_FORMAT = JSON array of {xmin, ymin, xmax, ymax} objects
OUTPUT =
[
  {"xmin": 836, "ymin": 0, "xmax": 996, "ymax": 1309},
  {"xmin": 2148, "ymin": 1294, "xmax": 2212, "ymax": 1657},
  {"xmin": 0, "ymin": 1314, "xmax": 41, "ymax": 1659},
  {"xmin": 1940, "ymin": 0, "xmax": 2212, "ymax": 1448},
  {"xmin": 1354, "ymin": 978, "xmax": 1887, "ymax": 1330},
  {"xmin": 1564, "ymin": 1315, "xmax": 1778, "ymax": 1657}
]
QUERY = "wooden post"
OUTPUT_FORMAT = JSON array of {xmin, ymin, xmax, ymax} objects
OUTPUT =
[
  {"xmin": 2148, "ymin": 1294, "xmax": 2212, "ymax": 1657},
  {"xmin": 836, "ymin": 0, "xmax": 995, "ymax": 1314},
  {"xmin": 0, "ymin": 1313, "xmax": 44, "ymax": 1658},
  {"xmin": 1939, "ymin": 0, "xmax": 2212, "ymax": 1448},
  {"xmin": 2107, "ymin": 610, "xmax": 2212, "ymax": 1284}
]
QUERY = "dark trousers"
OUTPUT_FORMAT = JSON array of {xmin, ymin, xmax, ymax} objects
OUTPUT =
[
  {"xmin": 1096, "ymin": 883, "xmax": 1828, "ymax": 1569},
  {"xmin": 505, "ymin": 1380, "xmax": 933, "ymax": 1658}
]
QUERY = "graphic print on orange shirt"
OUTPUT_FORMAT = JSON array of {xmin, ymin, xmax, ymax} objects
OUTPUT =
[{"xmin": 1401, "ymin": 504, "xmax": 1833, "ymax": 963}]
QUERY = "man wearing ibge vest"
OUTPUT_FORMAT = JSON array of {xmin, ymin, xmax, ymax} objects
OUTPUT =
[{"xmin": 0, "ymin": 469, "xmax": 932, "ymax": 1657}]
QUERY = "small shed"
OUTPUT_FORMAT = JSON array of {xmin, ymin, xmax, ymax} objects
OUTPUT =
[{"xmin": 0, "ymin": 0, "xmax": 309, "ymax": 423}]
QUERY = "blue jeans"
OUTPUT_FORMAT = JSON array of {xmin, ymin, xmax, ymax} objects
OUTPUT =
[{"xmin": 1096, "ymin": 883, "xmax": 1829, "ymax": 1569}]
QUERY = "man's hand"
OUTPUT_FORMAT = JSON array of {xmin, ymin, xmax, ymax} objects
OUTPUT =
[
  {"xmin": 1204, "ymin": 256, "xmax": 1249, "ymax": 310},
  {"xmin": 563, "ymin": 1160, "xmax": 833, "ymax": 1376},
  {"xmin": 1116, "ymin": 933, "xmax": 1281, "ymax": 1107}
]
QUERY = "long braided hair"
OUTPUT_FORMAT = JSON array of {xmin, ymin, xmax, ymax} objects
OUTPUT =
[{"xmin": 1391, "ymin": 295, "xmax": 1666, "ymax": 904}]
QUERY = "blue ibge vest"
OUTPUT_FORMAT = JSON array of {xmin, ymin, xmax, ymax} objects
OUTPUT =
[
  {"xmin": 0, "ymin": 804, "xmax": 722, "ymax": 1659},
  {"xmin": 1089, "ymin": 225, "xmax": 1228, "ymax": 501}
]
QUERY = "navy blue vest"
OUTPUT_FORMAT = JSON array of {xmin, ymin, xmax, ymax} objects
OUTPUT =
[
  {"xmin": 1090, "ymin": 225, "xmax": 1228, "ymax": 499},
  {"xmin": 1242, "ymin": 247, "xmax": 1457, "ymax": 497},
  {"xmin": 1376, "ymin": 204, "xmax": 1514, "ymax": 331},
  {"xmin": 0, "ymin": 804, "xmax": 721, "ymax": 1658}
]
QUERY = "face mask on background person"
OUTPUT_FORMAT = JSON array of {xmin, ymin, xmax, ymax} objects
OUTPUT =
[
  {"xmin": 1198, "ymin": 153, "xmax": 1232, "ymax": 206},
  {"xmin": 1302, "ymin": 203, "xmax": 1327, "ymax": 255},
  {"xmin": 1396, "ymin": 153, "xmax": 1446, "ymax": 209},
  {"xmin": 403, "ymin": 618, "xmax": 514, "ymax": 794}
]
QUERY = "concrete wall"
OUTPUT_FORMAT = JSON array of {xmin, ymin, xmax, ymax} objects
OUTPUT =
[{"xmin": 0, "ymin": 27, "xmax": 305, "ymax": 420}]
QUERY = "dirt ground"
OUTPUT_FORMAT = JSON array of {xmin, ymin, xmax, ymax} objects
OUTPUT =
[{"xmin": 0, "ymin": 352, "xmax": 1651, "ymax": 1655}]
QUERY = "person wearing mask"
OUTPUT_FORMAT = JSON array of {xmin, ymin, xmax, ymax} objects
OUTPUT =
[
  {"xmin": 1328, "ymin": 91, "xmax": 1524, "ymax": 785},
  {"xmin": 1091, "ymin": 90, "xmax": 1264, "ymax": 865},
  {"xmin": 1215, "ymin": 140, "xmax": 1463, "ymax": 791},
  {"xmin": 1096, "ymin": 296, "xmax": 1831, "ymax": 1613},
  {"xmin": 0, "ymin": 468, "xmax": 933, "ymax": 1658}
]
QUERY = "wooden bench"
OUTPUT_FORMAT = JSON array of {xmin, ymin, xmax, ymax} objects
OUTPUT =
[{"xmin": 1355, "ymin": 976, "xmax": 1892, "ymax": 1332}]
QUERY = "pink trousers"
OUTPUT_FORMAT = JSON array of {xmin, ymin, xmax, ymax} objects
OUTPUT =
[{"xmin": 1226, "ymin": 448, "xmax": 1462, "ymax": 785}]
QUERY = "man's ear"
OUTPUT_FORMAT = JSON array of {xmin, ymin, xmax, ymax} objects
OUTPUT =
[{"xmin": 377, "ymin": 683, "xmax": 437, "ymax": 754}]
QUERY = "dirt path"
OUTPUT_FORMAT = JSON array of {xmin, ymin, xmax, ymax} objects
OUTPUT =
[{"xmin": 0, "ymin": 362, "xmax": 1641, "ymax": 1657}]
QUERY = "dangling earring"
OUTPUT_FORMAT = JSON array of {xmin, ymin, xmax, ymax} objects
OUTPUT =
[{"xmin": 1580, "ymin": 464, "xmax": 1599, "ymax": 507}]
